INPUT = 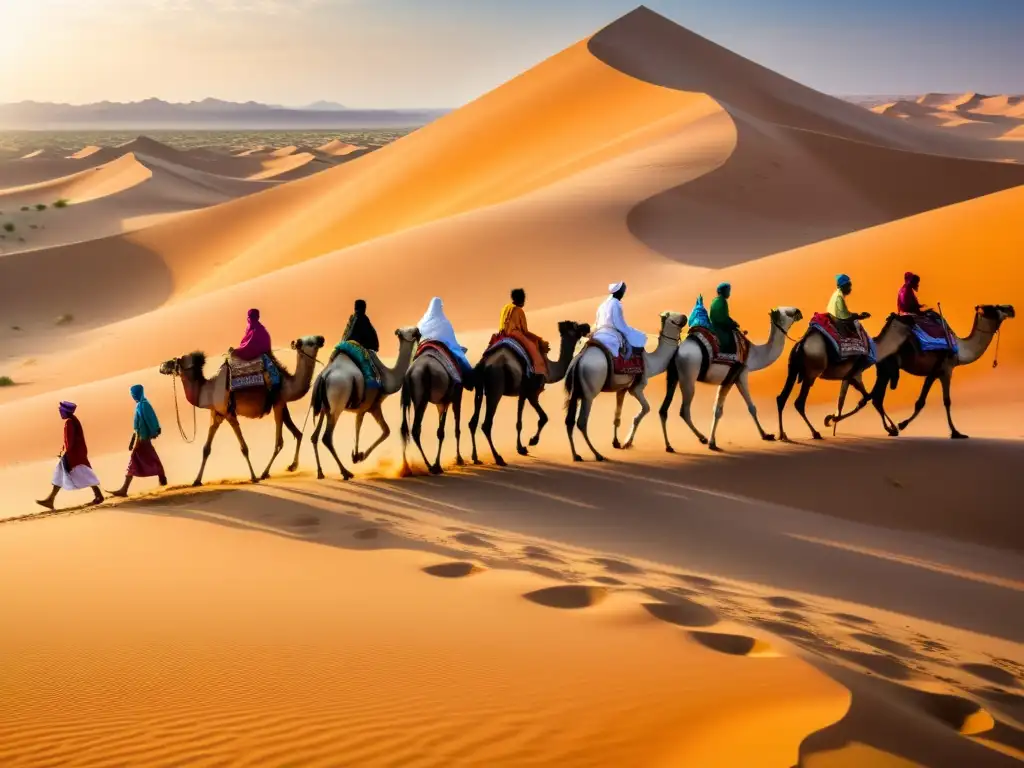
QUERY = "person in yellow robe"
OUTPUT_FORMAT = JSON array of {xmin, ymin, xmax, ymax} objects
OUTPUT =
[{"xmin": 499, "ymin": 288, "xmax": 549, "ymax": 377}]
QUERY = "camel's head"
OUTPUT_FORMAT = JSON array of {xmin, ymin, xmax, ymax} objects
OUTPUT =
[
  {"xmin": 291, "ymin": 335, "xmax": 326, "ymax": 353},
  {"xmin": 976, "ymin": 304, "xmax": 1016, "ymax": 326},
  {"xmin": 159, "ymin": 351, "xmax": 206, "ymax": 377},
  {"xmin": 659, "ymin": 311, "xmax": 687, "ymax": 341},
  {"xmin": 395, "ymin": 326, "xmax": 421, "ymax": 344},
  {"xmin": 557, "ymin": 320, "xmax": 591, "ymax": 341},
  {"xmin": 771, "ymin": 306, "xmax": 803, "ymax": 332}
]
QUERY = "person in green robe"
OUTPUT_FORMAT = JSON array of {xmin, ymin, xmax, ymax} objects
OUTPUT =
[{"xmin": 709, "ymin": 282, "xmax": 741, "ymax": 354}]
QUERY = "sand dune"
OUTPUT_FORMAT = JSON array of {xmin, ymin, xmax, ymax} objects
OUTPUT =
[{"xmin": 1, "ymin": 6, "xmax": 1022, "ymax": 766}]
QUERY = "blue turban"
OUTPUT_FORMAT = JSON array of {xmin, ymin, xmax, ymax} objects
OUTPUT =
[
  {"xmin": 836, "ymin": 274, "xmax": 851, "ymax": 288},
  {"xmin": 131, "ymin": 384, "xmax": 161, "ymax": 440}
]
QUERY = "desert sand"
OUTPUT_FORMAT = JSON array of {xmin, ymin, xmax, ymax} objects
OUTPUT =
[{"xmin": 0, "ymin": 6, "xmax": 1021, "ymax": 766}]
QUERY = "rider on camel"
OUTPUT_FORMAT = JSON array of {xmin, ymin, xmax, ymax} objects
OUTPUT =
[
  {"xmin": 342, "ymin": 299, "xmax": 380, "ymax": 352},
  {"xmin": 592, "ymin": 282, "xmax": 647, "ymax": 359},
  {"xmin": 233, "ymin": 308, "xmax": 272, "ymax": 360},
  {"xmin": 897, "ymin": 272, "xmax": 933, "ymax": 317},
  {"xmin": 828, "ymin": 274, "xmax": 871, "ymax": 335},
  {"xmin": 499, "ymin": 288, "xmax": 549, "ymax": 378},
  {"xmin": 709, "ymin": 282, "xmax": 741, "ymax": 354},
  {"xmin": 417, "ymin": 297, "xmax": 475, "ymax": 389}
]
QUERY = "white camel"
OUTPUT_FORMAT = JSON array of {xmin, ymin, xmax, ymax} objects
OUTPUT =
[
  {"xmin": 563, "ymin": 311, "xmax": 687, "ymax": 462},
  {"xmin": 659, "ymin": 307, "xmax": 803, "ymax": 452},
  {"xmin": 310, "ymin": 327, "xmax": 420, "ymax": 480}
]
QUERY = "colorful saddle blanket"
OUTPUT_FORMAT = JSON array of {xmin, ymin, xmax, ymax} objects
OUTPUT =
[
  {"xmin": 415, "ymin": 341, "xmax": 463, "ymax": 387},
  {"xmin": 482, "ymin": 333, "xmax": 535, "ymax": 378},
  {"xmin": 809, "ymin": 313, "xmax": 875, "ymax": 363},
  {"xmin": 334, "ymin": 340, "xmax": 381, "ymax": 388},
  {"xmin": 227, "ymin": 354, "xmax": 280, "ymax": 391},
  {"xmin": 687, "ymin": 326, "xmax": 748, "ymax": 366},
  {"xmin": 586, "ymin": 339, "xmax": 644, "ymax": 377},
  {"xmin": 907, "ymin": 314, "xmax": 959, "ymax": 353}
]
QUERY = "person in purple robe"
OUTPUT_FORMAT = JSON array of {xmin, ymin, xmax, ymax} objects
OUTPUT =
[{"xmin": 233, "ymin": 308, "xmax": 272, "ymax": 361}]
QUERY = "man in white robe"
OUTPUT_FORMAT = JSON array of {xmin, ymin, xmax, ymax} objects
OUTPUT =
[
  {"xmin": 416, "ymin": 297, "xmax": 474, "ymax": 387},
  {"xmin": 591, "ymin": 282, "xmax": 647, "ymax": 358}
]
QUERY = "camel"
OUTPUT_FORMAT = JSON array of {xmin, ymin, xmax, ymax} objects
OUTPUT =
[
  {"xmin": 399, "ymin": 348, "xmax": 466, "ymax": 475},
  {"xmin": 309, "ymin": 327, "xmax": 420, "ymax": 480},
  {"xmin": 776, "ymin": 314, "xmax": 915, "ymax": 441},
  {"xmin": 564, "ymin": 311, "xmax": 687, "ymax": 462},
  {"xmin": 158, "ymin": 335, "xmax": 326, "ymax": 486},
  {"xmin": 468, "ymin": 320, "xmax": 591, "ymax": 466},
  {"xmin": 659, "ymin": 307, "xmax": 803, "ymax": 452},
  {"xmin": 828, "ymin": 304, "xmax": 1015, "ymax": 439}
]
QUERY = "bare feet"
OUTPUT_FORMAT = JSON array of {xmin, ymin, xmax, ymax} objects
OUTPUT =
[
  {"xmin": 35, "ymin": 499, "xmax": 55, "ymax": 510},
  {"xmin": 107, "ymin": 489, "xmax": 129, "ymax": 498}
]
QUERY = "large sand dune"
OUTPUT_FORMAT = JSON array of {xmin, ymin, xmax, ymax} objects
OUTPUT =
[{"xmin": 1, "ymin": 5, "xmax": 1022, "ymax": 766}]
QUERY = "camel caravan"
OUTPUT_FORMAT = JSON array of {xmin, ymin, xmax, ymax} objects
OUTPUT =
[{"xmin": 43, "ymin": 274, "xmax": 1011, "ymax": 507}]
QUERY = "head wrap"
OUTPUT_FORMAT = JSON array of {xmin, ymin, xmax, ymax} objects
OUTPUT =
[
  {"xmin": 131, "ymin": 384, "xmax": 161, "ymax": 438},
  {"xmin": 59, "ymin": 401, "xmax": 76, "ymax": 419},
  {"xmin": 354, "ymin": 299, "xmax": 366, "ymax": 313},
  {"xmin": 836, "ymin": 274, "xmax": 852, "ymax": 288},
  {"xmin": 608, "ymin": 282, "xmax": 625, "ymax": 294},
  {"xmin": 130, "ymin": 384, "xmax": 144, "ymax": 402},
  {"xmin": 904, "ymin": 272, "xmax": 919, "ymax": 284},
  {"xmin": 236, "ymin": 308, "xmax": 271, "ymax": 359},
  {"xmin": 247, "ymin": 308, "xmax": 260, "ymax": 321},
  {"xmin": 717, "ymin": 282, "xmax": 731, "ymax": 295}
]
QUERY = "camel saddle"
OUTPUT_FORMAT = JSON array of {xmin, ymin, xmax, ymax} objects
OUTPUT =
[
  {"xmin": 227, "ymin": 354, "xmax": 274, "ymax": 391},
  {"xmin": 482, "ymin": 333, "xmax": 535, "ymax": 377},
  {"xmin": 415, "ymin": 341, "xmax": 463, "ymax": 387},
  {"xmin": 585, "ymin": 339, "xmax": 644, "ymax": 389},
  {"xmin": 906, "ymin": 313, "xmax": 959, "ymax": 354},
  {"xmin": 687, "ymin": 327, "xmax": 749, "ymax": 380},
  {"xmin": 808, "ymin": 313, "xmax": 872, "ymax": 362},
  {"xmin": 333, "ymin": 340, "xmax": 382, "ymax": 389}
]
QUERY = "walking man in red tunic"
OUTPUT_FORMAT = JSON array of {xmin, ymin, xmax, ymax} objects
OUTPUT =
[{"xmin": 36, "ymin": 401, "xmax": 103, "ymax": 509}]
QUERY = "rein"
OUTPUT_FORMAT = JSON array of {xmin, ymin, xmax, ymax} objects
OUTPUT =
[
  {"xmin": 773, "ymin": 319, "xmax": 801, "ymax": 344},
  {"xmin": 170, "ymin": 369, "xmax": 197, "ymax": 444},
  {"xmin": 992, "ymin": 327, "xmax": 1001, "ymax": 369}
]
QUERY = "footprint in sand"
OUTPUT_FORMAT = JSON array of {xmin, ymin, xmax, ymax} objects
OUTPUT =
[
  {"xmin": 960, "ymin": 662, "xmax": 1021, "ymax": 688},
  {"xmin": 353, "ymin": 528, "xmax": 380, "ymax": 540},
  {"xmin": 776, "ymin": 610, "xmax": 806, "ymax": 623},
  {"xmin": 593, "ymin": 576, "xmax": 626, "ymax": 586},
  {"xmin": 642, "ymin": 599, "xmax": 718, "ymax": 628},
  {"xmin": 851, "ymin": 632, "xmax": 921, "ymax": 659},
  {"xmin": 671, "ymin": 574, "xmax": 717, "ymax": 589},
  {"xmin": 834, "ymin": 649, "xmax": 913, "ymax": 681},
  {"xmin": 829, "ymin": 612, "xmax": 875, "ymax": 626},
  {"xmin": 422, "ymin": 562, "xmax": 485, "ymax": 579},
  {"xmin": 590, "ymin": 558, "xmax": 644, "ymax": 575},
  {"xmin": 521, "ymin": 546, "xmax": 566, "ymax": 564},
  {"xmin": 453, "ymin": 532, "xmax": 496, "ymax": 549},
  {"xmin": 764, "ymin": 596, "xmax": 806, "ymax": 609},
  {"xmin": 688, "ymin": 631, "xmax": 780, "ymax": 658},
  {"xmin": 523, "ymin": 585, "xmax": 608, "ymax": 609},
  {"xmin": 753, "ymin": 619, "xmax": 817, "ymax": 642}
]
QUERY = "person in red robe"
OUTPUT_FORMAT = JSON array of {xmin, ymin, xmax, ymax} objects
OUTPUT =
[
  {"xmin": 232, "ymin": 308, "xmax": 272, "ymax": 360},
  {"xmin": 37, "ymin": 401, "xmax": 103, "ymax": 509},
  {"xmin": 897, "ymin": 273, "xmax": 927, "ymax": 316}
]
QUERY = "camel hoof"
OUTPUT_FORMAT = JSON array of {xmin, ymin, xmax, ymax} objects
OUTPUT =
[
  {"xmin": 573, "ymin": 455, "xmax": 584, "ymax": 463},
  {"xmin": 665, "ymin": 446, "xmax": 675, "ymax": 454},
  {"xmin": 811, "ymin": 432, "xmax": 823, "ymax": 441},
  {"xmin": 495, "ymin": 457, "xmax": 507, "ymax": 467},
  {"xmin": 612, "ymin": 439, "xmax": 622, "ymax": 450},
  {"xmin": 887, "ymin": 429, "xmax": 900, "ymax": 437},
  {"xmin": 517, "ymin": 446, "xmax": 529, "ymax": 456},
  {"xmin": 709, "ymin": 443, "xmax": 723, "ymax": 452},
  {"xmin": 259, "ymin": 472, "xmax": 270, "ymax": 481},
  {"xmin": 456, "ymin": 457, "xmax": 465, "ymax": 466},
  {"xmin": 192, "ymin": 480, "xmax": 203, "ymax": 488},
  {"xmin": 951, "ymin": 432, "xmax": 969, "ymax": 440},
  {"xmin": 251, "ymin": 477, "xmax": 261, "ymax": 484},
  {"xmin": 472, "ymin": 459, "xmax": 483, "ymax": 466},
  {"xmin": 352, "ymin": 452, "xmax": 365, "ymax": 464},
  {"xmin": 698, "ymin": 436, "xmax": 709, "ymax": 445},
  {"xmin": 897, "ymin": 421, "xmax": 910, "ymax": 432},
  {"xmin": 623, "ymin": 441, "xmax": 634, "ymax": 450},
  {"xmin": 286, "ymin": 463, "xmax": 298, "ymax": 473},
  {"xmin": 595, "ymin": 454, "xmax": 606, "ymax": 462},
  {"xmin": 342, "ymin": 472, "xmax": 354, "ymax": 482},
  {"xmin": 763, "ymin": 434, "xmax": 776, "ymax": 442},
  {"xmin": 529, "ymin": 437, "xmax": 540, "ymax": 447},
  {"xmin": 317, "ymin": 471, "xmax": 326, "ymax": 480},
  {"xmin": 429, "ymin": 464, "xmax": 444, "ymax": 475},
  {"xmin": 824, "ymin": 415, "xmax": 835, "ymax": 427}
]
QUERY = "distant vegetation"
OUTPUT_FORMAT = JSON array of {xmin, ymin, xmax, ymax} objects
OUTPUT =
[
  {"xmin": 35, "ymin": 203, "xmax": 47, "ymax": 211},
  {"xmin": 19, "ymin": 206, "xmax": 29, "ymax": 212},
  {"xmin": 54, "ymin": 199, "xmax": 69, "ymax": 208},
  {"xmin": 0, "ymin": 376, "xmax": 14, "ymax": 387},
  {"xmin": 2, "ymin": 222, "xmax": 14, "ymax": 233},
  {"xmin": 55, "ymin": 314, "xmax": 74, "ymax": 326}
]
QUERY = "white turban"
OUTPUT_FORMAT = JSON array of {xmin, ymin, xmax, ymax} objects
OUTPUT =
[{"xmin": 608, "ymin": 281, "xmax": 624, "ymax": 294}]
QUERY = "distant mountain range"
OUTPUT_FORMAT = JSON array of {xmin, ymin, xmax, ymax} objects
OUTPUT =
[{"xmin": 0, "ymin": 98, "xmax": 448, "ymax": 129}]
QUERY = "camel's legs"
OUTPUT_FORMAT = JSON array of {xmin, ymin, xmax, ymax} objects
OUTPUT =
[
  {"xmin": 611, "ymin": 389, "xmax": 627, "ymax": 449},
  {"xmin": 351, "ymin": 412, "xmax": 364, "ymax": 462},
  {"xmin": 452, "ymin": 391, "xmax": 465, "ymax": 466},
  {"xmin": 565, "ymin": 390, "xmax": 583, "ymax": 463},
  {"xmin": 678, "ymin": 369, "xmax": 708, "ymax": 447},
  {"xmin": 260, "ymin": 402, "xmax": 286, "ymax": 480},
  {"xmin": 576, "ymin": 396, "xmax": 605, "ymax": 462},
  {"xmin": 527, "ymin": 391, "xmax": 547, "ymax": 447},
  {"xmin": 658, "ymin": 367, "xmax": 678, "ymax": 453},
  {"xmin": 481, "ymin": 381, "xmax": 506, "ymax": 467},
  {"xmin": 515, "ymin": 395, "xmax": 528, "ymax": 456},
  {"xmin": 793, "ymin": 377, "xmax": 822, "ymax": 440},
  {"xmin": 225, "ymin": 413, "xmax": 259, "ymax": 482},
  {"xmin": 432, "ymin": 403, "xmax": 449, "ymax": 474},
  {"xmin": 707, "ymin": 380, "xmax": 735, "ymax": 451},
  {"xmin": 898, "ymin": 374, "xmax": 937, "ymax": 433},
  {"xmin": 940, "ymin": 371, "xmax": 967, "ymax": 439},
  {"xmin": 735, "ymin": 370, "xmax": 774, "ymax": 442},
  {"xmin": 468, "ymin": 384, "xmax": 484, "ymax": 465},
  {"xmin": 622, "ymin": 384, "xmax": 649, "ymax": 449},
  {"xmin": 776, "ymin": 361, "xmax": 801, "ymax": 442},
  {"xmin": 311, "ymin": 413, "xmax": 327, "ymax": 480},
  {"xmin": 833, "ymin": 380, "xmax": 849, "ymax": 436},
  {"xmin": 410, "ymin": 398, "xmax": 433, "ymax": 472},
  {"xmin": 848, "ymin": 375, "xmax": 899, "ymax": 436},
  {"xmin": 356, "ymin": 404, "xmax": 391, "ymax": 462},
  {"xmin": 193, "ymin": 411, "xmax": 226, "ymax": 486},
  {"xmin": 283, "ymin": 405, "xmax": 304, "ymax": 472},
  {"xmin": 320, "ymin": 411, "xmax": 354, "ymax": 481}
]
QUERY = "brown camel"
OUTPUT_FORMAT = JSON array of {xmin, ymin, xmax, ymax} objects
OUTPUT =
[
  {"xmin": 828, "ymin": 304, "xmax": 1016, "ymax": 439},
  {"xmin": 468, "ymin": 320, "xmax": 591, "ymax": 466},
  {"xmin": 159, "ymin": 335, "xmax": 325, "ymax": 485},
  {"xmin": 776, "ymin": 314, "xmax": 914, "ymax": 441},
  {"xmin": 309, "ymin": 327, "xmax": 420, "ymax": 480},
  {"xmin": 399, "ymin": 348, "xmax": 466, "ymax": 475}
]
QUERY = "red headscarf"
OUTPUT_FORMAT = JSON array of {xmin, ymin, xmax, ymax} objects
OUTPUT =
[{"xmin": 235, "ymin": 308, "xmax": 272, "ymax": 361}]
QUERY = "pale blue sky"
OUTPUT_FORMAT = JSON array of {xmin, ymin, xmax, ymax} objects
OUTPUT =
[{"xmin": 3, "ymin": 1, "xmax": 1022, "ymax": 107}]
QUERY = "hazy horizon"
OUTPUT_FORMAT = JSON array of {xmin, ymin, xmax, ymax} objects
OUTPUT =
[{"xmin": 3, "ymin": 1, "xmax": 1023, "ymax": 110}]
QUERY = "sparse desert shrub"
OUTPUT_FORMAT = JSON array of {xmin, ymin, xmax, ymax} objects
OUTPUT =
[
  {"xmin": 54, "ymin": 199, "xmax": 69, "ymax": 208},
  {"xmin": 35, "ymin": 203, "xmax": 47, "ymax": 211},
  {"xmin": 0, "ymin": 376, "xmax": 14, "ymax": 387},
  {"xmin": 2, "ymin": 222, "xmax": 14, "ymax": 233},
  {"xmin": 10, "ymin": 326, "xmax": 21, "ymax": 331},
  {"xmin": 20, "ymin": 206, "xmax": 29, "ymax": 212},
  {"xmin": 55, "ymin": 313, "xmax": 74, "ymax": 326}
]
